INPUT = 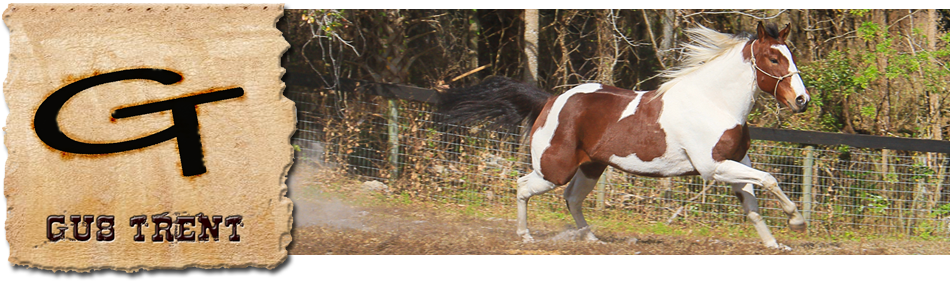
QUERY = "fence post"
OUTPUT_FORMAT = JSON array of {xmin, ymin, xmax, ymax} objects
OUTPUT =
[
  {"xmin": 595, "ymin": 168, "xmax": 610, "ymax": 210},
  {"xmin": 911, "ymin": 154, "xmax": 928, "ymax": 235},
  {"xmin": 387, "ymin": 98, "xmax": 400, "ymax": 179},
  {"xmin": 802, "ymin": 145, "xmax": 814, "ymax": 222},
  {"xmin": 660, "ymin": 177, "xmax": 673, "ymax": 201}
]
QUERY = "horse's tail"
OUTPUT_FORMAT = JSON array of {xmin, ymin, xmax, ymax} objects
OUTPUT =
[{"xmin": 438, "ymin": 76, "xmax": 552, "ymax": 130}]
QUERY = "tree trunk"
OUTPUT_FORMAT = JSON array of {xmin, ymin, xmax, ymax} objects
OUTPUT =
[
  {"xmin": 923, "ymin": 9, "xmax": 941, "ymax": 142},
  {"xmin": 920, "ymin": 9, "xmax": 945, "ymax": 211},
  {"xmin": 641, "ymin": 9, "xmax": 666, "ymax": 69},
  {"xmin": 659, "ymin": 9, "xmax": 676, "ymax": 66},
  {"xmin": 841, "ymin": 94, "xmax": 857, "ymax": 134},
  {"xmin": 596, "ymin": 10, "xmax": 618, "ymax": 85},
  {"xmin": 790, "ymin": 9, "xmax": 813, "ymax": 62},
  {"xmin": 523, "ymin": 9, "xmax": 539, "ymax": 86},
  {"xmin": 467, "ymin": 9, "xmax": 481, "ymax": 80},
  {"xmin": 555, "ymin": 11, "xmax": 573, "ymax": 86},
  {"xmin": 872, "ymin": 10, "xmax": 891, "ymax": 136},
  {"xmin": 803, "ymin": 10, "xmax": 817, "ymax": 61}
]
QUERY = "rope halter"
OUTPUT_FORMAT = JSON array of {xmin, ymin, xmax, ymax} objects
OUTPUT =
[{"xmin": 749, "ymin": 40, "xmax": 800, "ymax": 96}]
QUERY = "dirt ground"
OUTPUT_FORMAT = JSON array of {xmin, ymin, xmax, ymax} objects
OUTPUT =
[{"xmin": 287, "ymin": 167, "xmax": 950, "ymax": 255}]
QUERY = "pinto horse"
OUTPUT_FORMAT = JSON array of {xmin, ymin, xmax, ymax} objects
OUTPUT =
[{"xmin": 440, "ymin": 22, "xmax": 809, "ymax": 249}]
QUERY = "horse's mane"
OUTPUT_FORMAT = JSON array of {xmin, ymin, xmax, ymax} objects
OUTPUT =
[{"xmin": 656, "ymin": 25, "xmax": 756, "ymax": 95}]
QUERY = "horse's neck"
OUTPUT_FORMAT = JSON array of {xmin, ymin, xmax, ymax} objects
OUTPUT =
[{"xmin": 673, "ymin": 46, "xmax": 756, "ymax": 124}]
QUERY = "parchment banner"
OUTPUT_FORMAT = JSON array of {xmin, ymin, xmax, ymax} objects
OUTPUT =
[{"xmin": 3, "ymin": 4, "xmax": 293, "ymax": 271}]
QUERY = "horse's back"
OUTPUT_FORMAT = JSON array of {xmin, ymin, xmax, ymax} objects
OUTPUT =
[{"xmin": 530, "ymin": 84, "xmax": 695, "ymax": 182}]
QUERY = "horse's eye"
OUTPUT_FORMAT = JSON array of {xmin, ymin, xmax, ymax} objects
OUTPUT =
[{"xmin": 770, "ymin": 58, "xmax": 779, "ymax": 64}]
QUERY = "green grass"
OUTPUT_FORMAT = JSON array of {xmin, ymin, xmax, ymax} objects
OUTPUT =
[{"xmin": 300, "ymin": 172, "xmax": 950, "ymax": 244}]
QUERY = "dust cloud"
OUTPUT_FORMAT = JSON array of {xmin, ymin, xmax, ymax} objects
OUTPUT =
[{"xmin": 287, "ymin": 162, "xmax": 365, "ymax": 230}]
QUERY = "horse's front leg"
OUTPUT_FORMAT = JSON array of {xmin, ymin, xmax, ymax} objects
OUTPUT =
[
  {"xmin": 726, "ymin": 158, "xmax": 783, "ymax": 249},
  {"xmin": 730, "ymin": 181, "xmax": 788, "ymax": 250},
  {"xmin": 712, "ymin": 157, "xmax": 806, "ymax": 246}
]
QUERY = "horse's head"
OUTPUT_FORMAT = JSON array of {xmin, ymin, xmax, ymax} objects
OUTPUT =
[{"xmin": 748, "ymin": 22, "xmax": 809, "ymax": 113}]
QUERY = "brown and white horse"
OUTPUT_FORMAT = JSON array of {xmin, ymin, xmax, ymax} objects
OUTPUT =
[{"xmin": 440, "ymin": 22, "xmax": 809, "ymax": 249}]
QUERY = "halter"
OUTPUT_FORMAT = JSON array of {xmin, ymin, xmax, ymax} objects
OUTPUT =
[{"xmin": 749, "ymin": 40, "xmax": 799, "ymax": 96}]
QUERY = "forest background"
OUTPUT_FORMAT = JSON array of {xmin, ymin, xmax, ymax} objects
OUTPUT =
[{"xmin": 281, "ymin": 9, "xmax": 950, "ymax": 142}]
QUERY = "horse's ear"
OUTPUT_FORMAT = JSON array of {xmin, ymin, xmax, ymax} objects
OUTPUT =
[
  {"xmin": 778, "ymin": 24, "xmax": 791, "ymax": 42},
  {"xmin": 756, "ymin": 21, "xmax": 768, "ymax": 39}
]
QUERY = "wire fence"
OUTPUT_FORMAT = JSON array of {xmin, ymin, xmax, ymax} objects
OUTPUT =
[{"xmin": 289, "ymin": 86, "xmax": 950, "ymax": 239}]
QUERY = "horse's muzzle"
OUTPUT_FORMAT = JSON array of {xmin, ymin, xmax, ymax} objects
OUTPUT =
[{"xmin": 790, "ymin": 95, "xmax": 808, "ymax": 113}]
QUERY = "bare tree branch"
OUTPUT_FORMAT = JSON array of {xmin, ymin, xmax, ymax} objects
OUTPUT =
[
  {"xmin": 682, "ymin": 9, "xmax": 788, "ymax": 20},
  {"xmin": 640, "ymin": 9, "xmax": 667, "ymax": 69}
]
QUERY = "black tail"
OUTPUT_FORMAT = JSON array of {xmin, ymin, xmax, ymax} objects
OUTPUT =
[{"xmin": 438, "ymin": 76, "xmax": 552, "ymax": 129}]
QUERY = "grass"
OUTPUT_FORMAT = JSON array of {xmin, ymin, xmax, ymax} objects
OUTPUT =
[
  {"xmin": 288, "ymin": 168, "xmax": 950, "ymax": 255},
  {"xmin": 312, "ymin": 177, "xmax": 765, "ymax": 242},
  {"xmin": 295, "ymin": 166, "xmax": 949, "ymax": 243}
]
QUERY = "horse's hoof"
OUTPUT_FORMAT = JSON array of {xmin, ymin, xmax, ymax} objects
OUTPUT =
[
  {"xmin": 585, "ymin": 234, "xmax": 605, "ymax": 244},
  {"xmin": 579, "ymin": 226, "xmax": 601, "ymax": 243},
  {"xmin": 788, "ymin": 220, "xmax": 807, "ymax": 233},
  {"xmin": 521, "ymin": 234, "xmax": 535, "ymax": 243},
  {"xmin": 766, "ymin": 242, "xmax": 792, "ymax": 251}
]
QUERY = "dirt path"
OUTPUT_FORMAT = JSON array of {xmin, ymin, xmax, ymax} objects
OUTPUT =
[{"xmin": 287, "ymin": 168, "xmax": 950, "ymax": 255}]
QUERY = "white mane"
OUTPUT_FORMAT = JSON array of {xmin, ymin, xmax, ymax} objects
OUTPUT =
[{"xmin": 656, "ymin": 25, "xmax": 751, "ymax": 95}]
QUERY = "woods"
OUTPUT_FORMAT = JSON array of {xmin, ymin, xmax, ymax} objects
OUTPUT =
[{"xmin": 282, "ymin": 9, "xmax": 950, "ymax": 142}]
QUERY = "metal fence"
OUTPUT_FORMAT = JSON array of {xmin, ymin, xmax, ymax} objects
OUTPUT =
[{"xmin": 289, "ymin": 86, "xmax": 950, "ymax": 239}]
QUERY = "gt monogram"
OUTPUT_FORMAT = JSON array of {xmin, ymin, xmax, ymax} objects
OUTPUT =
[{"xmin": 33, "ymin": 68, "xmax": 244, "ymax": 176}]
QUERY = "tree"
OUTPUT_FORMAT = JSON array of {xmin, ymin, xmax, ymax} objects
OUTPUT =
[
  {"xmin": 523, "ymin": 9, "xmax": 539, "ymax": 86},
  {"xmin": 282, "ymin": 9, "xmax": 950, "ymax": 141}
]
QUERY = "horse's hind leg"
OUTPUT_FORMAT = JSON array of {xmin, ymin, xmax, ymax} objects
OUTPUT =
[
  {"xmin": 563, "ymin": 162, "xmax": 607, "ymax": 242},
  {"xmin": 517, "ymin": 171, "xmax": 556, "ymax": 242}
]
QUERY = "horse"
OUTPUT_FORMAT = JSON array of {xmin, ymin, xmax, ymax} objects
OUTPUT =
[{"xmin": 439, "ymin": 22, "xmax": 810, "ymax": 250}]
